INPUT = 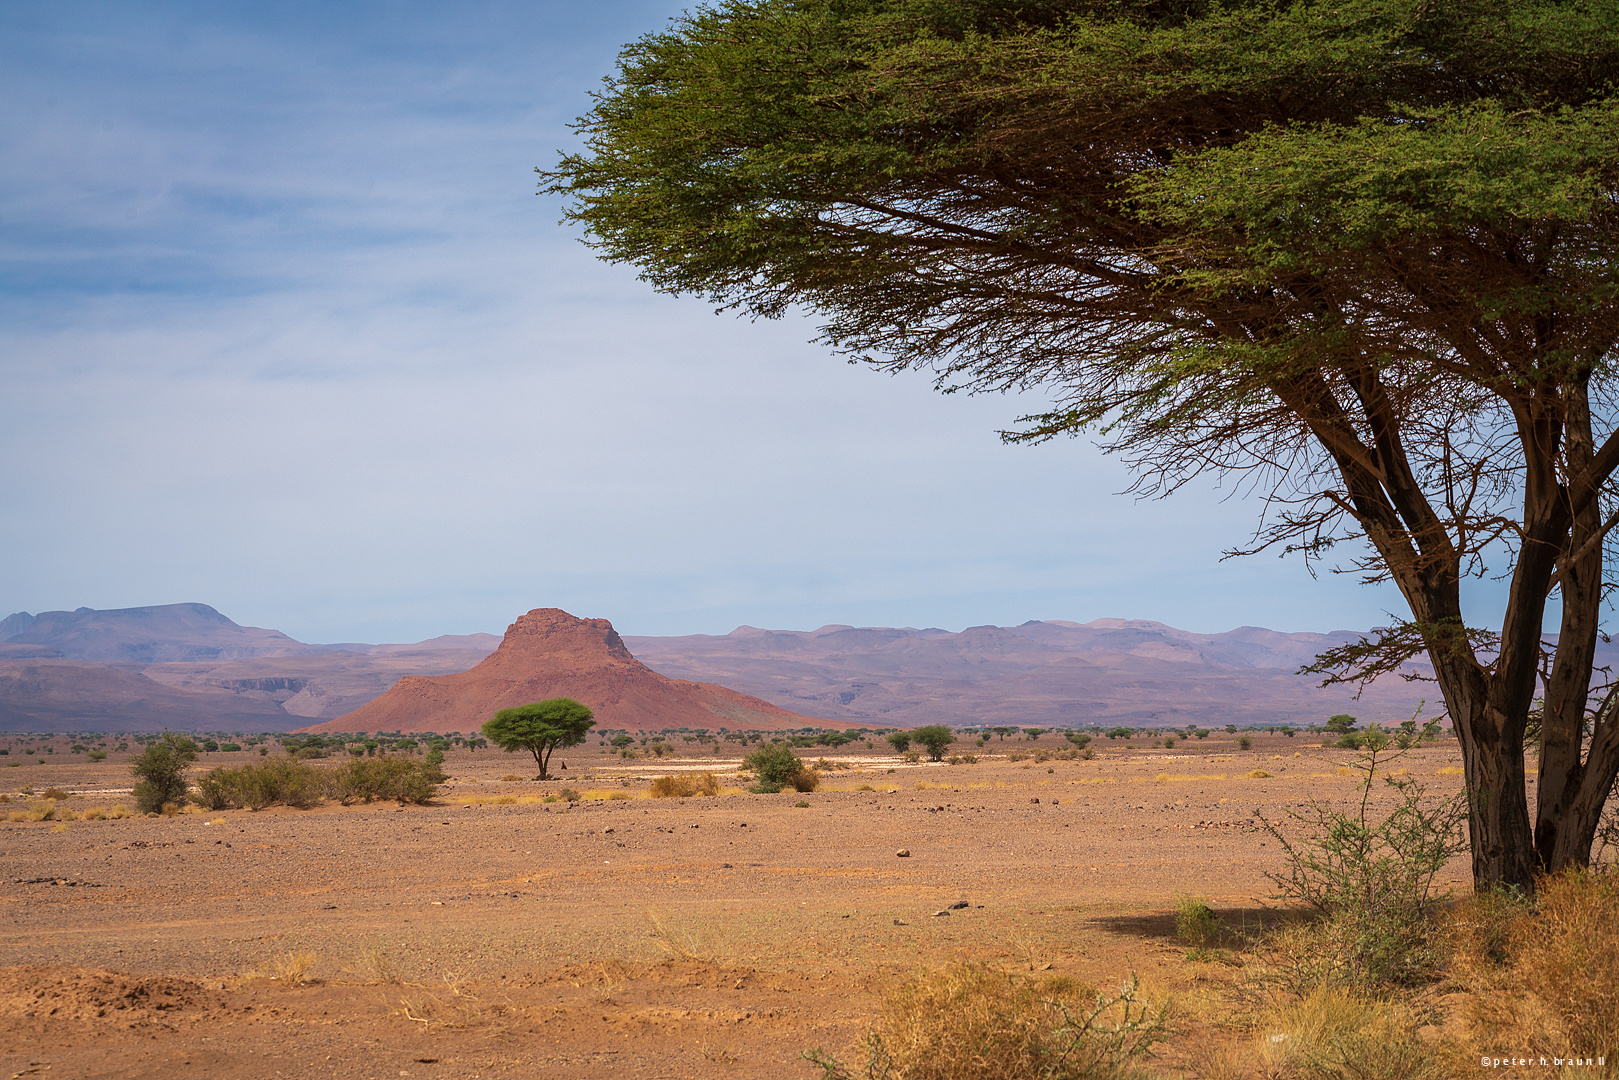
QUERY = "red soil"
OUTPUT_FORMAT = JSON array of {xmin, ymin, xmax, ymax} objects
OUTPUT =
[{"xmin": 296, "ymin": 608, "xmax": 833, "ymax": 735}]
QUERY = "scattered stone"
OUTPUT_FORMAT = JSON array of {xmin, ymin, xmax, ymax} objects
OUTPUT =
[
  {"xmin": 931, "ymin": 910, "xmax": 950, "ymax": 917},
  {"xmin": 1030, "ymin": 798, "xmax": 1040, "ymax": 804},
  {"xmin": 893, "ymin": 919, "xmax": 908, "ymax": 926},
  {"xmin": 947, "ymin": 900, "xmax": 969, "ymax": 910},
  {"xmin": 895, "ymin": 849, "xmax": 910, "ymax": 858}
]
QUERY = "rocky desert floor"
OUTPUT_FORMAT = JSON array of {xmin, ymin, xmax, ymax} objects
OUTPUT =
[{"xmin": 0, "ymin": 732, "xmax": 1475, "ymax": 1079}]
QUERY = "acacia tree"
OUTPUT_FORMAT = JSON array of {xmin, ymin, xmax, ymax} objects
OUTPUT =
[
  {"xmin": 545, "ymin": 0, "xmax": 1619, "ymax": 891},
  {"xmin": 912, "ymin": 725, "xmax": 957, "ymax": 761},
  {"xmin": 482, "ymin": 698, "xmax": 596, "ymax": 780}
]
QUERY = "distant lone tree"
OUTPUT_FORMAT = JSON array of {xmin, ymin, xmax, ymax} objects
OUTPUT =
[
  {"xmin": 742, "ymin": 742, "xmax": 816, "ymax": 793},
  {"xmin": 1325, "ymin": 715, "xmax": 1359, "ymax": 735},
  {"xmin": 885, "ymin": 731, "xmax": 911, "ymax": 754},
  {"xmin": 911, "ymin": 725, "xmax": 956, "ymax": 762},
  {"xmin": 131, "ymin": 731, "xmax": 198, "ymax": 814},
  {"xmin": 482, "ymin": 698, "xmax": 595, "ymax": 780}
]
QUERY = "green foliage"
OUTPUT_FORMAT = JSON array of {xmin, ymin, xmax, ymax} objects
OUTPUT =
[
  {"xmin": 1258, "ymin": 743, "xmax": 1469, "ymax": 987},
  {"xmin": 192, "ymin": 758, "xmax": 327, "ymax": 811},
  {"xmin": 1325, "ymin": 715, "xmax": 1359, "ymax": 735},
  {"xmin": 331, "ymin": 757, "xmax": 443, "ymax": 805},
  {"xmin": 884, "ymin": 731, "xmax": 911, "ymax": 753},
  {"xmin": 481, "ymin": 698, "xmax": 596, "ymax": 781},
  {"xmin": 130, "ymin": 732, "xmax": 198, "ymax": 814},
  {"xmin": 743, "ymin": 742, "xmax": 813, "ymax": 793},
  {"xmin": 911, "ymin": 725, "xmax": 956, "ymax": 762},
  {"xmin": 1174, "ymin": 896, "xmax": 1221, "ymax": 949},
  {"xmin": 1237, "ymin": 736, "xmax": 1252, "ymax": 750}
]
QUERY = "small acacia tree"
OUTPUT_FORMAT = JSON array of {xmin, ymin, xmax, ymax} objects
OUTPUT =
[
  {"xmin": 482, "ymin": 698, "xmax": 596, "ymax": 780},
  {"xmin": 131, "ymin": 731, "xmax": 198, "ymax": 813},
  {"xmin": 885, "ymin": 731, "xmax": 912, "ymax": 754},
  {"xmin": 912, "ymin": 725, "xmax": 956, "ymax": 762}
]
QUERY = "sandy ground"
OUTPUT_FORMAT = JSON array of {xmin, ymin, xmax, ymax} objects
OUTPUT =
[{"xmin": 0, "ymin": 732, "xmax": 1471, "ymax": 1079}]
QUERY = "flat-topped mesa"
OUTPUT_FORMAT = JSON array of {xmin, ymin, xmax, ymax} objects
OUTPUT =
[
  {"xmin": 297, "ymin": 607, "xmax": 833, "ymax": 735},
  {"xmin": 475, "ymin": 608, "xmax": 634, "ymax": 672}
]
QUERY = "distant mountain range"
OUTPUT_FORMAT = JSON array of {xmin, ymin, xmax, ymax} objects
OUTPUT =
[
  {"xmin": 0, "ymin": 604, "xmax": 499, "ymax": 732},
  {"xmin": 623, "ymin": 618, "xmax": 1435, "ymax": 729},
  {"xmin": 0, "ymin": 602, "xmax": 1441, "ymax": 733}
]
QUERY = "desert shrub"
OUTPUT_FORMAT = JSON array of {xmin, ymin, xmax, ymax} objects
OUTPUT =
[
  {"xmin": 131, "ymin": 732, "xmax": 198, "ymax": 814},
  {"xmin": 559, "ymin": 787, "xmax": 582, "ymax": 802},
  {"xmin": 789, "ymin": 767, "xmax": 821, "ymax": 792},
  {"xmin": 7, "ymin": 800, "xmax": 57, "ymax": 823},
  {"xmin": 1258, "ymin": 744, "xmax": 1466, "ymax": 988},
  {"xmin": 190, "ymin": 770, "xmax": 235, "ymax": 810},
  {"xmin": 744, "ymin": 743, "xmax": 814, "ymax": 793},
  {"xmin": 806, "ymin": 963, "xmax": 1165, "ymax": 1080},
  {"xmin": 1174, "ymin": 896, "xmax": 1221, "ymax": 948},
  {"xmin": 39, "ymin": 788, "xmax": 70, "ymax": 801},
  {"xmin": 332, "ymin": 757, "xmax": 443, "ymax": 805},
  {"xmin": 194, "ymin": 758, "xmax": 329, "ymax": 810},
  {"xmin": 1237, "ymin": 736, "xmax": 1253, "ymax": 750},
  {"xmin": 649, "ymin": 772, "xmax": 720, "ymax": 798},
  {"xmin": 87, "ymin": 749, "xmax": 108, "ymax": 761},
  {"xmin": 1008, "ymin": 751, "xmax": 1029, "ymax": 762}
]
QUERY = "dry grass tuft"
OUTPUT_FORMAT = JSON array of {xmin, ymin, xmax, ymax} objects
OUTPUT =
[
  {"xmin": 1240, "ymin": 984, "xmax": 1448, "ymax": 1080},
  {"xmin": 1449, "ymin": 870, "xmax": 1619, "ymax": 1070},
  {"xmin": 391, "ymin": 974, "xmax": 515, "ymax": 1031},
  {"xmin": 649, "ymin": 772, "xmax": 721, "ymax": 798},
  {"xmin": 359, "ymin": 945, "xmax": 402, "ymax": 985},
  {"xmin": 106, "ymin": 803, "xmax": 132, "ymax": 819},
  {"xmin": 259, "ymin": 951, "xmax": 319, "ymax": 986},
  {"xmin": 7, "ymin": 800, "xmax": 58, "ymax": 823},
  {"xmin": 647, "ymin": 910, "xmax": 705, "ymax": 961},
  {"xmin": 808, "ymin": 962, "xmax": 1166, "ymax": 1080}
]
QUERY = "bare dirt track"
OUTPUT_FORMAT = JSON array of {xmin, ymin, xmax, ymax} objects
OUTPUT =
[{"xmin": 0, "ymin": 733, "xmax": 1470, "ymax": 1079}]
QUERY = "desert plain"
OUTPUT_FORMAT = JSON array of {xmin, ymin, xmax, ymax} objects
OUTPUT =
[{"xmin": 0, "ymin": 731, "xmax": 1472, "ymax": 1080}]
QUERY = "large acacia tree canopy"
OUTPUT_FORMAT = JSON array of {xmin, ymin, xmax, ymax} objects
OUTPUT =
[{"xmin": 547, "ymin": 0, "xmax": 1619, "ymax": 889}]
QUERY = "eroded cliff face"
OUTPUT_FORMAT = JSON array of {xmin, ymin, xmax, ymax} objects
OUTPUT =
[{"xmin": 299, "ymin": 608, "xmax": 829, "ymax": 734}]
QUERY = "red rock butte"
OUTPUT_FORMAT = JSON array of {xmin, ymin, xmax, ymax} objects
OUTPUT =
[{"xmin": 296, "ymin": 608, "xmax": 834, "ymax": 735}]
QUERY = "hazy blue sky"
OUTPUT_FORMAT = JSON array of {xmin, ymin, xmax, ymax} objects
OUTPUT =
[{"xmin": 0, "ymin": 0, "xmax": 1414, "ymax": 643}]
